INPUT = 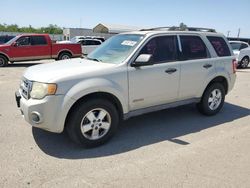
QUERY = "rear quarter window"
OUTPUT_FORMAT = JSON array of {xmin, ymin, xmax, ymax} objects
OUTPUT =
[{"xmin": 207, "ymin": 36, "xmax": 231, "ymax": 57}]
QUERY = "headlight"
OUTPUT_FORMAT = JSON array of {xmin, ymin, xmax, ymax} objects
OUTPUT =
[{"xmin": 30, "ymin": 82, "xmax": 57, "ymax": 99}]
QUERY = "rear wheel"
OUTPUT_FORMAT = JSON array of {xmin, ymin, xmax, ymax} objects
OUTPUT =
[
  {"xmin": 239, "ymin": 56, "xmax": 249, "ymax": 68},
  {"xmin": 197, "ymin": 83, "xmax": 225, "ymax": 116},
  {"xmin": 0, "ymin": 55, "xmax": 8, "ymax": 67},
  {"xmin": 66, "ymin": 99, "xmax": 119, "ymax": 148},
  {"xmin": 58, "ymin": 52, "xmax": 71, "ymax": 60}
]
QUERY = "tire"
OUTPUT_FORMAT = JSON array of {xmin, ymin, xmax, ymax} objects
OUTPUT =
[
  {"xmin": 239, "ymin": 56, "xmax": 249, "ymax": 69},
  {"xmin": 66, "ymin": 99, "xmax": 119, "ymax": 148},
  {"xmin": 197, "ymin": 83, "xmax": 225, "ymax": 116},
  {"xmin": 58, "ymin": 52, "xmax": 71, "ymax": 60},
  {"xmin": 0, "ymin": 55, "xmax": 8, "ymax": 67}
]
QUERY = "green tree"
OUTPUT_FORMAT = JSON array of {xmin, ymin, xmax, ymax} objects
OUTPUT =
[{"xmin": 0, "ymin": 23, "xmax": 63, "ymax": 34}]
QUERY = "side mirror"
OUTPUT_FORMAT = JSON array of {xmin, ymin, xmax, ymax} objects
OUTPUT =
[
  {"xmin": 12, "ymin": 42, "xmax": 18, "ymax": 47},
  {"xmin": 131, "ymin": 54, "xmax": 153, "ymax": 67}
]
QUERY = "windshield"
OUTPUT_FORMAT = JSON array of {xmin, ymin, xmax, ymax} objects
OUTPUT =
[
  {"xmin": 230, "ymin": 43, "xmax": 241, "ymax": 50},
  {"xmin": 5, "ymin": 36, "xmax": 19, "ymax": 45},
  {"xmin": 87, "ymin": 34, "xmax": 144, "ymax": 64}
]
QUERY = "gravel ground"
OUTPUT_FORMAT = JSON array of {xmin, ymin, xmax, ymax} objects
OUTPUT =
[{"xmin": 0, "ymin": 61, "xmax": 249, "ymax": 188}]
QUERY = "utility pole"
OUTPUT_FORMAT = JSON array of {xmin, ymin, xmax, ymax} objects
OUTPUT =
[
  {"xmin": 227, "ymin": 30, "xmax": 230, "ymax": 37},
  {"xmin": 237, "ymin": 28, "xmax": 241, "ymax": 38}
]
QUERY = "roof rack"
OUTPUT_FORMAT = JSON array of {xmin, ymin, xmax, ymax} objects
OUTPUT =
[{"xmin": 140, "ymin": 27, "xmax": 216, "ymax": 32}]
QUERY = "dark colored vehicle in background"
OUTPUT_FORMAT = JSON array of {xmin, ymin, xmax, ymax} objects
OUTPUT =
[
  {"xmin": 0, "ymin": 34, "xmax": 82, "ymax": 67},
  {"xmin": 0, "ymin": 35, "xmax": 15, "ymax": 44}
]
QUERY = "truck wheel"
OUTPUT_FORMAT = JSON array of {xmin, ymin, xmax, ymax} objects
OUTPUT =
[
  {"xmin": 58, "ymin": 52, "xmax": 71, "ymax": 60},
  {"xmin": 239, "ymin": 56, "xmax": 249, "ymax": 68},
  {"xmin": 66, "ymin": 99, "xmax": 119, "ymax": 148},
  {"xmin": 0, "ymin": 55, "xmax": 8, "ymax": 67},
  {"xmin": 197, "ymin": 83, "xmax": 225, "ymax": 116}
]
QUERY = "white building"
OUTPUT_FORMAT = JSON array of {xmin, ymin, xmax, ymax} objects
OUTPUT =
[{"xmin": 63, "ymin": 23, "xmax": 142, "ymax": 40}]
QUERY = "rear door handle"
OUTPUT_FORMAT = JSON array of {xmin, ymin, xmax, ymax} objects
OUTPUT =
[
  {"xmin": 165, "ymin": 68, "xmax": 177, "ymax": 74},
  {"xmin": 203, "ymin": 64, "xmax": 212, "ymax": 69}
]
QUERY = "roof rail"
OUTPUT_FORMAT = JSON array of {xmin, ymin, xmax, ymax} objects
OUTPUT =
[{"xmin": 140, "ymin": 26, "xmax": 216, "ymax": 32}]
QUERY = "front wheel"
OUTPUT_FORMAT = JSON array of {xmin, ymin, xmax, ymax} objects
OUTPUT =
[
  {"xmin": 0, "ymin": 55, "xmax": 8, "ymax": 67},
  {"xmin": 66, "ymin": 99, "xmax": 119, "ymax": 148},
  {"xmin": 197, "ymin": 83, "xmax": 225, "ymax": 116}
]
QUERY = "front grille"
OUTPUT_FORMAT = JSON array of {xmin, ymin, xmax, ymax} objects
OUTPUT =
[{"xmin": 20, "ymin": 78, "xmax": 32, "ymax": 99}]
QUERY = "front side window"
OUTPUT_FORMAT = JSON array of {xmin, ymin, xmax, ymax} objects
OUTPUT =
[
  {"xmin": 180, "ymin": 35, "xmax": 208, "ymax": 60},
  {"xmin": 31, "ymin": 36, "xmax": 47, "ymax": 45},
  {"xmin": 87, "ymin": 34, "xmax": 144, "ymax": 64},
  {"xmin": 16, "ymin": 37, "xmax": 31, "ymax": 46},
  {"xmin": 207, "ymin": 36, "xmax": 231, "ymax": 57},
  {"xmin": 138, "ymin": 35, "xmax": 178, "ymax": 63}
]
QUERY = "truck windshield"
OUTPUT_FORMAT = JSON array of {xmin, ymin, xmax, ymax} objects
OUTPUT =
[{"xmin": 87, "ymin": 34, "xmax": 144, "ymax": 64}]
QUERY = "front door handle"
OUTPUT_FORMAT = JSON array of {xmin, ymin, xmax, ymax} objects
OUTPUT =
[
  {"xmin": 203, "ymin": 64, "xmax": 212, "ymax": 69},
  {"xmin": 165, "ymin": 68, "xmax": 177, "ymax": 74}
]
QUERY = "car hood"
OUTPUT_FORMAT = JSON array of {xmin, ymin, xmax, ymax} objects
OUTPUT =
[{"xmin": 23, "ymin": 58, "xmax": 116, "ymax": 83}]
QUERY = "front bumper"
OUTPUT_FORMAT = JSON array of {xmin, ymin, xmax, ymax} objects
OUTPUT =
[{"xmin": 15, "ymin": 91, "xmax": 68, "ymax": 133}]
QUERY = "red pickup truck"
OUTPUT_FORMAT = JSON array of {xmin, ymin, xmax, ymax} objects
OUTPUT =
[{"xmin": 0, "ymin": 34, "xmax": 82, "ymax": 67}]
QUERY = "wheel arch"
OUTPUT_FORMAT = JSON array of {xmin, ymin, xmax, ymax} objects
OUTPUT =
[
  {"xmin": 64, "ymin": 92, "xmax": 124, "ymax": 128},
  {"xmin": 203, "ymin": 76, "xmax": 229, "ymax": 96},
  {"xmin": 0, "ymin": 52, "xmax": 10, "ymax": 62},
  {"xmin": 57, "ymin": 50, "xmax": 73, "ymax": 59}
]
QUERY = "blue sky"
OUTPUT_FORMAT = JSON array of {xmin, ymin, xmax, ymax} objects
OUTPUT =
[{"xmin": 1, "ymin": 0, "xmax": 250, "ymax": 37}]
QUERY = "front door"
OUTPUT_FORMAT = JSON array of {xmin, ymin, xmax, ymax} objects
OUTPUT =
[
  {"xmin": 9, "ymin": 36, "xmax": 34, "ymax": 61},
  {"xmin": 128, "ymin": 35, "xmax": 180, "ymax": 111}
]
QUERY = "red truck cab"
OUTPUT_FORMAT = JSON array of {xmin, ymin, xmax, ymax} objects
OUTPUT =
[{"xmin": 0, "ymin": 34, "xmax": 82, "ymax": 67}]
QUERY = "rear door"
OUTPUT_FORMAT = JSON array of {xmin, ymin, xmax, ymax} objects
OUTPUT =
[
  {"xmin": 30, "ymin": 36, "xmax": 51, "ymax": 59},
  {"xmin": 178, "ymin": 35, "xmax": 215, "ymax": 100}
]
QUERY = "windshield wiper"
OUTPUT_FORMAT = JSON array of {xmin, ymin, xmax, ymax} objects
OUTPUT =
[{"xmin": 86, "ymin": 57, "xmax": 102, "ymax": 62}]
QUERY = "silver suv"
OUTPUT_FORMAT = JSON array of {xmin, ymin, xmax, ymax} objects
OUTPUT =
[{"xmin": 16, "ymin": 27, "xmax": 237, "ymax": 147}]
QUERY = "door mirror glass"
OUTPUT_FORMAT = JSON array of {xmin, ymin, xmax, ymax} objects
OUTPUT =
[
  {"xmin": 12, "ymin": 42, "xmax": 18, "ymax": 47},
  {"xmin": 131, "ymin": 54, "xmax": 153, "ymax": 67}
]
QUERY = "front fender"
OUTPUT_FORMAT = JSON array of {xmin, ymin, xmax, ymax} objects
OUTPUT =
[{"xmin": 61, "ymin": 77, "xmax": 128, "ymax": 119}]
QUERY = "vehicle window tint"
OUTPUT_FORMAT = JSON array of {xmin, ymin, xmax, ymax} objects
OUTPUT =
[
  {"xmin": 92, "ymin": 41, "xmax": 101, "ymax": 45},
  {"xmin": 180, "ymin": 35, "xmax": 208, "ymax": 60},
  {"xmin": 82, "ymin": 40, "xmax": 92, "ymax": 45},
  {"xmin": 31, "ymin": 36, "xmax": 47, "ymax": 45},
  {"xmin": 230, "ymin": 42, "xmax": 241, "ymax": 50},
  {"xmin": 17, "ymin": 37, "xmax": 31, "ymax": 46},
  {"xmin": 139, "ymin": 35, "xmax": 178, "ymax": 63},
  {"xmin": 240, "ymin": 43, "xmax": 248, "ymax": 50},
  {"xmin": 0, "ymin": 36, "xmax": 5, "ymax": 44},
  {"xmin": 80, "ymin": 40, "xmax": 87, "ymax": 45},
  {"xmin": 207, "ymin": 36, "xmax": 231, "ymax": 57}
]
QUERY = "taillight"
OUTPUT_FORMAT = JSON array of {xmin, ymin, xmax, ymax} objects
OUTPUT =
[{"xmin": 232, "ymin": 59, "xmax": 237, "ymax": 74}]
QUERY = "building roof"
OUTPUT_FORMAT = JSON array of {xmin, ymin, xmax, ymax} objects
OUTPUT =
[{"xmin": 93, "ymin": 23, "xmax": 142, "ymax": 34}]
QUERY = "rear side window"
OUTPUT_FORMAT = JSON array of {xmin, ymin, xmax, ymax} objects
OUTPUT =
[
  {"xmin": 31, "ymin": 36, "xmax": 47, "ymax": 45},
  {"xmin": 207, "ymin": 36, "xmax": 231, "ymax": 57},
  {"xmin": 180, "ymin": 35, "xmax": 208, "ymax": 60},
  {"xmin": 240, "ymin": 43, "xmax": 248, "ymax": 50},
  {"xmin": 92, "ymin": 40, "xmax": 101, "ymax": 45}
]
